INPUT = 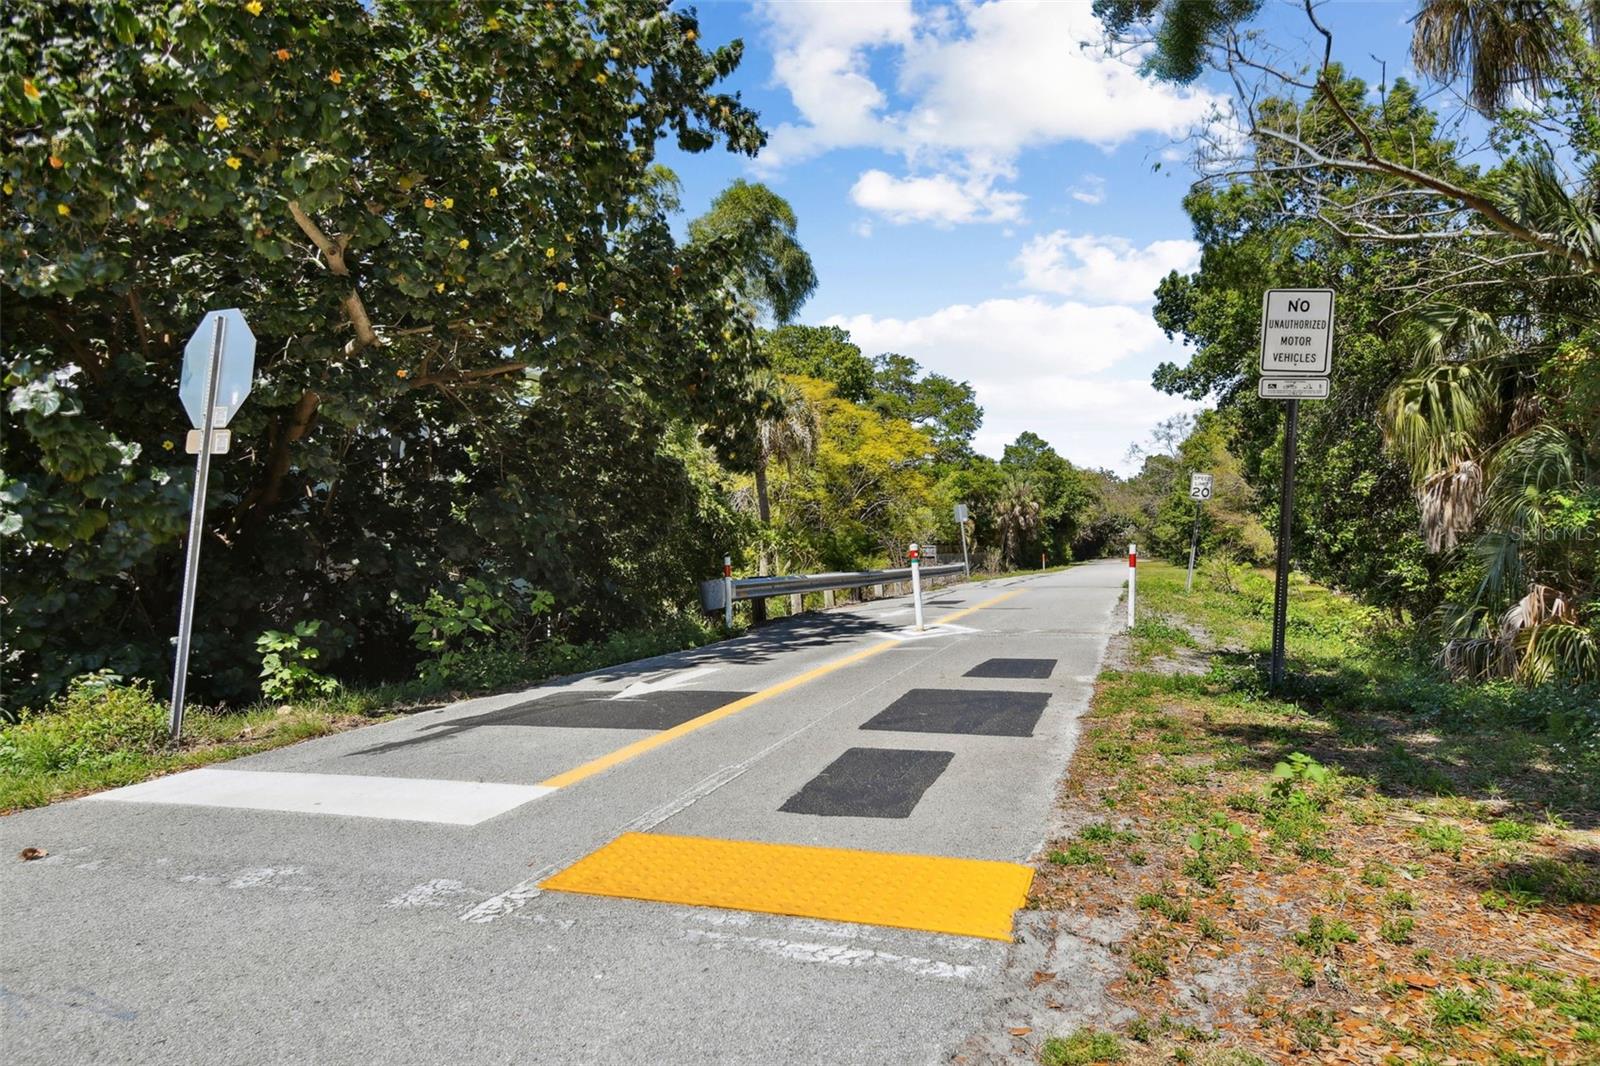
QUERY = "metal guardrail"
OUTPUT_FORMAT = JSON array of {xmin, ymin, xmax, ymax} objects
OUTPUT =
[{"xmin": 700, "ymin": 562, "xmax": 966, "ymax": 612}]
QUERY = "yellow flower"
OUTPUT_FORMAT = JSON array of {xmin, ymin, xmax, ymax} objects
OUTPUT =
[
  {"xmin": 328, "ymin": 69, "xmax": 342, "ymax": 85},
  {"xmin": 457, "ymin": 238, "xmax": 469, "ymax": 250},
  {"xmin": 424, "ymin": 197, "xmax": 437, "ymax": 209},
  {"xmin": 214, "ymin": 114, "xmax": 230, "ymax": 130},
  {"xmin": 435, "ymin": 281, "xmax": 445, "ymax": 293},
  {"xmin": 686, "ymin": 30, "xmax": 696, "ymax": 42},
  {"xmin": 442, "ymin": 197, "xmax": 454, "ymax": 209},
  {"xmin": 56, "ymin": 203, "xmax": 70, "ymax": 216},
  {"xmin": 2, "ymin": 181, "xmax": 12, "ymax": 195},
  {"xmin": 488, "ymin": 186, "xmax": 498, "ymax": 197},
  {"xmin": 396, "ymin": 368, "xmax": 409, "ymax": 379},
  {"xmin": 486, "ymin": 17, "xmax": 501, "ymax": 30},
  {"xmin": 23, "ymin": 79, "xmax": 41, "ymax": 100},
  {"xmin": 545, "ymin": 246, "xmax": 556, "ymax": 259},
  {"xmin": 162, "ymin": 439, "xmax": 175, "ymax": 451},
  {"xmin": 226, "ymin": 156, "xmax": 242, "ymax": 170},
  {"xmin": 594, "ymin": 72, "xmax": 607, "ymax": 85},
  {"xmin": 555, "ymin": 281, "xmax": 568, "ymax": 292},
  {"xmin": 245, "ymin": 0, "xmax": 263, "ymax": 15},
  {"xmin": 439, "ymin": 40, "xmax": 450, "ymax": 53}
]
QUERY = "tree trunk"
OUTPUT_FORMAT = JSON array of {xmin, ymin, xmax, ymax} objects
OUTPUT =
[{"xmin": 752, "ymin": 458, "xmax": 770, "ymax": 623}]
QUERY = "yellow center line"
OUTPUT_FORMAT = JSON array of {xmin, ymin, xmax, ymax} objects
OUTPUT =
[{"xmin": 537, "ymin": 586, "xmax": 1025, "ymax": 790}]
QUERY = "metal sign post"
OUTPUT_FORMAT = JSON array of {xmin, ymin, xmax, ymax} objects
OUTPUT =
[
  {"xmin": 1257, "ymin": 288, "xmax": 1333, "ymax": 694},
  {"xmin": 723, "ymin": 555, "xmax": 734, "ymax": 630},
  {"xmin": 955, "ymin": 503, "xmax": 970, "ymax": 576},
  {"xmin": 908, "ymin": 543, "xmax": 925, "ymax": 631},
  {"xmin": 1186, "ymin": 473, "xmax": 1212, "ymax": 593},
  {"xmin": 168, "ymin": 309, "xmax": 256, "ymax": 741},
  {"xmin": 1269, "ymin": 401, "xmax": 1299, "ymax": 691}
]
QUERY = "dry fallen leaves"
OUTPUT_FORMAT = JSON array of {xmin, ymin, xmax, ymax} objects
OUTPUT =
[{"xmin": 18, "ymin": 847, "xmax": 47, "ymax": 861}]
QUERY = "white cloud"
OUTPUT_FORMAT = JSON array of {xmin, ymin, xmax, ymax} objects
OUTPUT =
[
  {"xmin": 895, "ymin": 2, "xmax": 1217, "ymax": 154},
  {"xmin": 825, "ymin": 295, "xmax": 1196, "ymax": 472},
  {"xmin": 850, "ymin": 168, "xmax": 1025, "ymax": 226},
  {"xmin": 1069, "ymin": 174, "xmax": 1107, "ymax": 205},
  {"xmin": 756, "ymin": 0, "xmax": 1221, "ymax": 223},
  {"xmin": 758, "ymin": 0, "xmax": 915, "ymax": 169},
  {"xmin": 1015, "ymin": 232, "xmax": 1199, "ymax": 304}
]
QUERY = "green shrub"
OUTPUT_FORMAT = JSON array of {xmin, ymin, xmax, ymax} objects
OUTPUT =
[
  {"xmin": 256, "ymin": 621, "xmax": 341, "ymax": 702},
  {"xmin": 0, "ymin": 675, "xmax": 166, "ymax": 774}
]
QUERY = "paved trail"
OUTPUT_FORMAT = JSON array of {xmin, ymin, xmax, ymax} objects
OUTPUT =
[{"xmin": 2, "ymin": 562, "xmax": 1124, "ymax": 1065}]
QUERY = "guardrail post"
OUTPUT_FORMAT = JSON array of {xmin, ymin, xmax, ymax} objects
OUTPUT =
[
  {"xmin": 723, "ymin": 555, "xmax": 733, "ymax": 630},
  {"xmin": 909, "ymin": 543, "xmax": 925, "ymax": 631}
]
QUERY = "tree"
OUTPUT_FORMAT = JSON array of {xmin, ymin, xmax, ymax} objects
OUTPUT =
[
  {"xmin": 1, "ymin": 0, "xmax": 769, "ymax": 707},
  {"xmin": 763, "ymin": 325, "xmax": 875, "ymax": 403},
  {"xmin": 870, "ymin": 353, "xmax": 982, "ymax": 459},
  {"xmin": 993, "ymin": 476, "xmax": 1042, "ymax": 569},
  {"xmin": 748, "ymin": 370, "xmax": 819, "ymax": 584},
  {"xmin": 687, "ymin": 179, "xmax": 816, "ymax": 324}
]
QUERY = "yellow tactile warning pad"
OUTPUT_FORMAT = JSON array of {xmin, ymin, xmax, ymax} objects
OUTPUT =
[{"xmin": 539, "ymin": 832, "xmax": 1034, "ymax": 941}]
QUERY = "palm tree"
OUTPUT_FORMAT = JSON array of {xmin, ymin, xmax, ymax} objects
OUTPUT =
[
  {"xmin": 1411, "ymin": 0, "xmax": 1581, "ymax": 114},
  {"xmin": 1382, "ymin": 302, "xmax": 1598, "ymax": 683},
  {"xmin": 752, "ymin": 371, "xmax": 820, "ymax": 537},
  {"xmin": 687, "ymin": 180, "xmax": 818, "ymax": 324},
  {"xmin": 993, "ymin": 476, "xmax": 1041, "ymax": 570}
]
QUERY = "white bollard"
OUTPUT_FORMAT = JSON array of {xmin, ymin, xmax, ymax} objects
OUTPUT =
[
  {"xmin": 1127, "ymin": 542, "xmax": 1137, "ymax": 630},
  {"xmin": 909, "ymin": 542, "xmax": 925, "ymax": 632},
  {"xmin": 723, "ymin": 555, "xmax": 733, "ymax": 630}
]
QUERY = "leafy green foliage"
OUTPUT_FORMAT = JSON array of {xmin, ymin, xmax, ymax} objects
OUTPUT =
[
  {"xmin": 0, "ymin": 675, "xmax": 166, "ymax": 775},
  {"xmin": 255, "ymin": 620, "xmax": 340, "ymax": 702},
  {"xmin": 2, "ymin": 0, "xmax": 769, "ymax": 709}
]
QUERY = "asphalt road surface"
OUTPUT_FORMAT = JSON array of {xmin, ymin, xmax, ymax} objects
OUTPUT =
[{"xmin": 2, "ymin": 562, "xmax": 1125, "ymax": 1064}]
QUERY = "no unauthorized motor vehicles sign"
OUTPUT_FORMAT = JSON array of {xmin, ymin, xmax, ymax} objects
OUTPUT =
[{"xmin": 1259, "ymin": 288, "xmax": 1334, "ymax": 377}]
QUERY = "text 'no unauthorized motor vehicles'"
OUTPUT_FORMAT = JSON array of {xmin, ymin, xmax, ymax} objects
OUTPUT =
[{"xmin": 1259, "ymin": 288, "xmax": 1333, "ymax": 377}]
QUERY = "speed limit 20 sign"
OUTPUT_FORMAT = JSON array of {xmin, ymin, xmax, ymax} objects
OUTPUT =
[{"xmin": 1189, "ymin": 473, "xmax": 1214, "ymax": 501}]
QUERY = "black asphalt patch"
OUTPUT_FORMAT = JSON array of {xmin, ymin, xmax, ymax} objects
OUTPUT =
[
  {"xmin": 350, "ymin": 690, "xmax": 751, "ymax": 753},
  {"xmin": 779, "ymin": 747, "xmax": 954, "ymax": 818},
  {"xmin": 964, "ymin": 657, "xmax": 1057, "ymax": 679},
  {"xmin": 860, "ymin": 688, "xmax": 1050, "ymax": 738}
]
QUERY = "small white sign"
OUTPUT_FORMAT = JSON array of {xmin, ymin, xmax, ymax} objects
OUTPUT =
[
  {"xmin": 954, "ymin": 503, "xmax": 969, "ymax": 523},
  {"xmin": 1258, "ymin": 377, "xmax": 1330, "ymax": 400},
  {"xmin": 185, "ymin": 428, "xmax": 232, "ymax": 455},
  {"xmin": 1189, "ymin": 473, "xmax": 1214, "ymax": 500},
  {"xmin": 1259, "ymin": 289, "xmax": 1334, "ymax": 377},
  {"xmin": 180, "ymin": 308, "xmax": 256, "ymax": 428}
]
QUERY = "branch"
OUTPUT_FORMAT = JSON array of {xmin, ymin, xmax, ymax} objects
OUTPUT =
[
  {"xmin": 1310, "ymin": 78, "xmax": 1600, "ymax": 277},
  {"xmin": 286, "ymin": 200, "xmax": 381, "ymax": 351},
  {"xmin": 407, "ymin": 362, "xmax": 530, "ymax": 391}
]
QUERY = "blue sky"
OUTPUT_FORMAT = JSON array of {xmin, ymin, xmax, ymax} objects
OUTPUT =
[{"xmin": 660, "ymin": 1, "xmax": 1420, "ymax": 472}]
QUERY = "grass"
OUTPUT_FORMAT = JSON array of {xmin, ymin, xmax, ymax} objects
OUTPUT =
[
  {"xmin": 1025, "ymin": 560, "xmax": 1600, "ymax": 1065},
  {"xmin": 0, "ymin": 615, "xmax": 727, "ymax": 812},
  {"xmin": 1040, "ymin": 1030, "xmax": 1125, "ymax": 1065}
]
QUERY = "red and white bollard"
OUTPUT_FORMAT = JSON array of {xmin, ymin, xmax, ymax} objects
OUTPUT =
[
  {"xmin": 723, "ymin": 555, "xmax": 734, "ymax": 630},
  {"xmin": 909, "ymin": 542, "xmax": 925, "ymax": 632},
  {"xmin": 1127, "ymin": 542, "xmax": 1137, "ymax": 629}
]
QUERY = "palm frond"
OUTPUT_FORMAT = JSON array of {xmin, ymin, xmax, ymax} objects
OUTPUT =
[{"xmin": 1412, "ymin": 0, "xmax": 1570, "ymax": 113}]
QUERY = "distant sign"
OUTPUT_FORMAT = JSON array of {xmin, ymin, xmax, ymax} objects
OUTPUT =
[
  {"xmin": 1189, "ymin": 473, "xmax": 1214, "ymax": 501},
  {"xmin": 1259, "ymin": 289, "xmax": 1334, "ymax": 377},
  {"xmin": 954, "ymin": 503, "xmax": 969, "ymax": 523},
  {"xmin": 180, "ymin": 308, "xmax": 256, "ymax": 428},
  {"xmin": 1258, "ymin": 377, "xmax": 1330, "ymax": 400}
]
